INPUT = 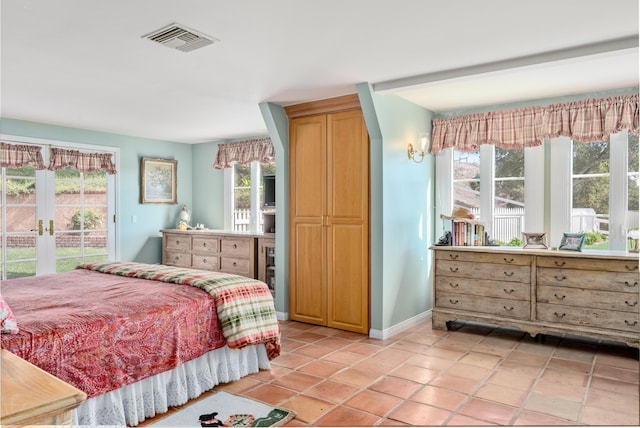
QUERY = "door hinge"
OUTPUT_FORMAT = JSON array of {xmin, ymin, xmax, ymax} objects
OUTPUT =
[{"xmin": 113, "ymin": 214, "xmax": 117, "ymax": 223}]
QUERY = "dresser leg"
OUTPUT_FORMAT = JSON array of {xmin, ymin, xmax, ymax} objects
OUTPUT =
[{"xmin": 431, "ymin": 312, "xmax": 450, "ymax": 330}]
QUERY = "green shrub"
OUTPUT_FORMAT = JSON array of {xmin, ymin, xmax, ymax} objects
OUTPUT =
[
  {"xmin": 583, "ymin": 231, "xmax": 606, "ymax": 245},
  {"xmin": 69, "ymin": 209, "xmax": 103, "ymax": 230}
]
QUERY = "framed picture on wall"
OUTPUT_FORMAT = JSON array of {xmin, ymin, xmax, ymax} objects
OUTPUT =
[
  {"xmin": 523, "ymin": 232, "xmax": 548, "ymax": 249},
  {"xmin": 559, "ymin": 232, "xmax": 586, "ymax": 252},
  {"xmin": 140, "ymin": 157, "xmax": 178, "ymax": 204}
]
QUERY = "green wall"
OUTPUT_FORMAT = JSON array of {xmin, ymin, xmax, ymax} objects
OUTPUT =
[{"xmin": 357, "ymin": 83, "xmax": 435, "ymax": 333}]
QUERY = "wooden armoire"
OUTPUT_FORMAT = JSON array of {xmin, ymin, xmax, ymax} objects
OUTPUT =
[{"xmin": 285, "ymin": 94, "xmax": 370, "ymax": 334}]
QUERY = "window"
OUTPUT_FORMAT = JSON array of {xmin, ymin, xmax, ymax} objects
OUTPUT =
[
  {"xmin": 451, "ymin": 147, "xmax": 525, "ymax": 245},
  {"xmin": 495, "ymin": 147, "xmax": 525, "ymax": 245},
  {"xmin": 227, "ymin": 161, "xmax": 275, "ymax": 232},
  {"xmin": 572, "ymin": 140, "xmax": 610, "ymax": 249},
  {"xmin": 453, "ymin": 150, "xmax": 480, "ymax": 215},
  {"xmin": 438, "ymin": 132, "xmax": 635, "ymax": 250},
  {"xmin": 628, "ymin": 134, "xmax": 639, "ymax": 212}
]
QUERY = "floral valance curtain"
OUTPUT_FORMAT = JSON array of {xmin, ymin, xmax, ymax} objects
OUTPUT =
[
  {"xmin": 0, "ymin": 142, "xmax": 46, "ymax": 169},
  {"xmin": 48, "ymin": 147, "xmax": 117, "ymax": 174},
  {"xmin": 213, "ymin": 137, "xmax": 275, "ymax": 169},
  {"xmin": 430, "ymin": 94, "xmax": 639, "ymax": 154}
]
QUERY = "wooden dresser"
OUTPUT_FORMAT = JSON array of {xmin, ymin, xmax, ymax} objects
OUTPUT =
[
  {"xmin": 161, "ymin": 229, "xmax": 258, "ymax": 279},
  {"xmin": 1, "ymin": 349, "xmax": 86, "ymax": 427},
  {"xmin": 431, "ymin": 246, "xmax": 639, "ymax": 347}
]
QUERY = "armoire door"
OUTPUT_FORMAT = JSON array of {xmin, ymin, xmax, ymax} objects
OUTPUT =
[
  {"xmin": 288, "ymin": 107, "xmax": 369, "ymax": 334},
  {"xmin": 289, "ymin": 114, "xmax": 327, "ymax": 326},
  {"xmin": 326, "ymin": 110, "xmax": 369, "ymax": 333}
]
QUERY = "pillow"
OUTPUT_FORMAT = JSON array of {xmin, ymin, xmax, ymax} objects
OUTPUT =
[{"xmin": 0, "ymin": 296, "xmax": 18, "ymax": 334}]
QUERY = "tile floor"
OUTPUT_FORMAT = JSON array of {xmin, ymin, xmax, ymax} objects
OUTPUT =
[{"xmin": 147, "ymin": 320, "xmax": 640, "ymax": 426}]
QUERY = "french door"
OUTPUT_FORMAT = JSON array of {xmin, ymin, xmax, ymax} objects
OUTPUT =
[{"xmin": 0, "ymin": 140, "xmax": 117, "ymax": 279}]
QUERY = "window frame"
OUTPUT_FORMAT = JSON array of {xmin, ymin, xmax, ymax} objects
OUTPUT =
[{"xmin": 436, "ymin": 131, "xmax": 632, "ymax": 250}]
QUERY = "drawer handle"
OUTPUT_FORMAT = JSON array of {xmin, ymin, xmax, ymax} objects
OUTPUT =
[
  {"xmin": 503, "ymin": 271, "xmax": 514, "ymax": 277},
  {"xmin": 624, "ymin": 281, "xmax": 638, "ymax": 288},
  {"xmin": 625, "ymin": 300, "xmax": 638, "ymax": 307},
  {"xmin": 449, "ymin": 267, "xmax": 459, "ymax": 273},
  {"xmin": 233, "ymin": 244, "xmax": 238, "ymax": 249},
  {"xmin": 233, "ymin": 262, "xmax": 237, "ymax": 267},
  {"xmin": 554, "ymin": 261, "xmax": 566, "ymax": 267},
  {"xmin": 449, "ymin": 299, "xmax": 459, "ymax": 304},
  {"xmin": 624, "ymin": 320, "xmax": 638, "ymax": 326},
  {"xmin": 175, "ymin": 240, "xmax": 180, "ymax": 245},
  {"xmin": 202, "ymin": 242, "xmax": 207, "ymax": 247},
  {"xmin": 503, "ymin": 306, "xmax": 514, "ymax": 312},
  {"xmin": 554, "ymin": 275, "xmax": 566, "ymax": 281},
  {"xmin": 504, "ymin": 258, "xmax": 514, "ymax": 263},
  {"xmin": 449, "ymin": 254, "xmax": 459, "ymax": 260},
  {"xmin": 554, "ymin": 312, "xmax": 566, "ymax": 319},
  {"xmin": 554, "ymin": 294, "xmax": 566, "ymax": 300},
  {"xmin": 174, "ymin": 256, "xmax": 180, "ymax": 261},
  {"xmin": 504, "ymin": 289, "xmax": 515, "ymax": 294},
  {"xmin": 625, "ymin": 264, "xmax": 638, "ymax": 271},
  {"xmin": 203, "ymin": 258, "xmax": 207, "ymax": 263},
  {"xmin": 449, "ymin": 283, "xmax": 459, "ymax": 288}
]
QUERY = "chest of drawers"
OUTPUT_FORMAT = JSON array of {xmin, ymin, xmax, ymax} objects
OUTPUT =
[
  {"xmin": 431, "ymin": 246, "xmax": 639, "ymax": 347},
  {"xmin": 1, "ymin": 350, "xmax": 86, "ymax": 427},
  {"xmin": 162, "ymin": 230, "xmax": 258, "ymax": 279}
]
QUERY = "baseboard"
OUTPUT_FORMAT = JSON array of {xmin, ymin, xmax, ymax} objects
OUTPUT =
[
  {"xmin": 369, "ymin": 310, "xmax": 432, "ymax": 340},
  {"xmin": 276, "ymin": 311, "xmax": 288, "ymax": 321}
]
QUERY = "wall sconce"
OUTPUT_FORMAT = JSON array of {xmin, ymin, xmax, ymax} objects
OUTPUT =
[{"xmin": 408, "ymin": 134, "xmax": 428, "ymax": 163}]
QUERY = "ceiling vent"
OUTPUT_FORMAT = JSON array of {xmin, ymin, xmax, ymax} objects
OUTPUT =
[{"xmin": 143, "ymin": 23, "xmax": 219, "ymax": 53}]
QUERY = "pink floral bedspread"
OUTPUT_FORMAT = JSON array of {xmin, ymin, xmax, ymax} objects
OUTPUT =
[{"xmin": 0, "ymin": 268, "xmax": 226, "ymax": 398}]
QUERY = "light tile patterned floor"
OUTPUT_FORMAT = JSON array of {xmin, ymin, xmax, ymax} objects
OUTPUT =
[{"xmin": 146, "ymin": 320, "xmax": 640, "ymax": 426}]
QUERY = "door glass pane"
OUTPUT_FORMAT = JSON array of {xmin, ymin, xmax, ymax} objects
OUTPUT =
[
  {"xmin": 572, "ymin": 141, "xmax": 609, "ymax": 250},
  {"xmin": 55, "ymin": 168, "xmax": 109, "ymax": 272},
  {"xmin": 494, "ymin": 147, "xmax": 525, "ymax": 245},
  {"xmin": 1, "ymin": 166, "xmax": 38, "ymax": 279}
]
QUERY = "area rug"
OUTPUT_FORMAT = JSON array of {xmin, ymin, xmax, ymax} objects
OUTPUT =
[{"xmin": 150, "ymin": 391, "xmax": 296, "ymax": 427}]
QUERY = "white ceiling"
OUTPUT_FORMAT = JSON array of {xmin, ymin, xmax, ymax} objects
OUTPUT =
[{"xmin": 1, "ymin": 0, "xmax": 638, "ymax": 144}]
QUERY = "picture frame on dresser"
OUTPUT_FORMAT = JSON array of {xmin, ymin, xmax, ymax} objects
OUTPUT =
[
  {"xmin": 559, "ymin": 232, "xmax": 586, "ymax": 251},
  {"xmin": 140, "ymin": 157, "xmax": 178, "ymax": 204},
  {"xmin": 523, "ymin": 232, "xmax": 547, "ymax": 249}
]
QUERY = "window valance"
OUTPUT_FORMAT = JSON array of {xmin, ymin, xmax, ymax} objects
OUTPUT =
[
  {"xmin": 212, "ymin": 137, "xmax": 275, "ymax": 169},
  {"xmin": 430, "ymin": 94, "xmax": 639, "ymax": 154},
  {"xmin": 0, "ymin": 142, "xmax": 46, "ymax": 169},
  {"xmin": 48, "ymin": 147, "xmax": 117, "ymax": 174}
]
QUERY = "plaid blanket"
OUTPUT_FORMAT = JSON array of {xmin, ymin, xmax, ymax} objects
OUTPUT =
[{"xmin": 80, "ymin": 261, "xmax": 281, "ymax": 360}]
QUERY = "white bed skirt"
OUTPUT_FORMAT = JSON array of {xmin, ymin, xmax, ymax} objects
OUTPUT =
[{"xmin": 72, "ymin": 344, "xmax": 270, "ymax": 427}]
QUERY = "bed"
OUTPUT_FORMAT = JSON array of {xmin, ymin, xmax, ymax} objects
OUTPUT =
[{"xmin": 0, "ymin": 261, "xmax": 281, "ymax": 427}]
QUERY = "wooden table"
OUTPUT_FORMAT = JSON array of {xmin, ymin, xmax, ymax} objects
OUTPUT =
[{"xmin": 1, "ymin": 349, "xmax": 86, "ymax": 427}]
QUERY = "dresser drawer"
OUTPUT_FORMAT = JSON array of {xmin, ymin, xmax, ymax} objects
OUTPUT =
[
  {"xmin": 436, "ymin": 292, "xmax": 530, "ymax": 320},
  {"xmin": 436, "ymin": 276, "xmax": 530, "ymax": 300},
  {"xmin": 538, "ymin": 285, "xmax": 639, "ymax": 313},
  {"xmin": 192, "ymin": 254, "xmax": 218, "ymax": 271},
  {"xmin": 220, "ymin": 237, "xmax": 252, "ymax": 257},
  {"xmin": 537, "ymin": 256, "xmax": 638, "ymax": 273},
  {"xmin": 165, "ymin": 233, "xmax": 191, "ymax": 252},
  {"xmin": 220, "ymin": 256, "xmax": 252, "ymax": 276},
  {"xmin": 436, "ymin": 250, "xmax": 530, "ymax": 266},
  {"xmin": 436, "ymin": 260, "xmax": 531, "ymax": 283},
  {"xmin": 537, "ymin": 303, "xmax": 639, "ymax": 333},
  {"xmin": 165, "ymin": 250, "xmax": 190, "ymax": 267},
  {"xmin": 537, "ymin": 267, "xmax": 639, "ymax": 292},
  {"xmin": 192, "ymin": 237, "xmax": 219, "ymax": 255}
]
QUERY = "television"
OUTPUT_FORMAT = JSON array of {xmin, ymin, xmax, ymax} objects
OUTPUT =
[{"xmin": 263, "ymin": 174, "xmax": 276, "ymax": 207}]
